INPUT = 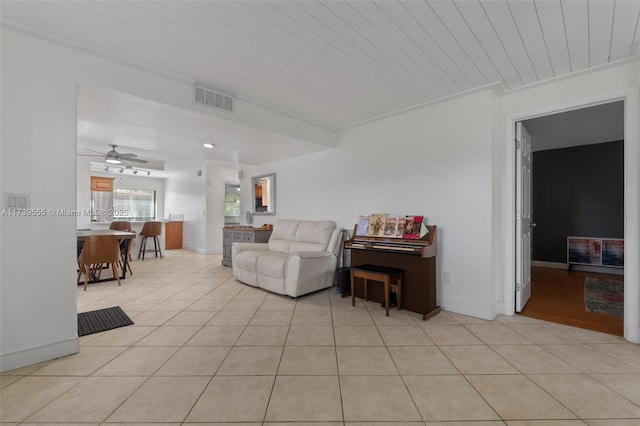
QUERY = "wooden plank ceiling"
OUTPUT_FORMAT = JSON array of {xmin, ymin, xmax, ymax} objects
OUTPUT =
[{"xmin": 2, "ymin": 0, "xmax": 638, "ymax": 131}]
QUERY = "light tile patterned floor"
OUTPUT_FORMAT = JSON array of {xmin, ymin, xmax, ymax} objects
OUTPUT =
[{"xmin": 2, "ymin": 250, "xmax": 639, "ymax": 425}]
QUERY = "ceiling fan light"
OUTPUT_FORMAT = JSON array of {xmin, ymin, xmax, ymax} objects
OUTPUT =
[
  {"xmin": 106, "ymin": 158, "xmax": 121, "ymax": 164},
  {"xmin": 203, "ymin": 143, "xmax": 215, "ymax": 148}
]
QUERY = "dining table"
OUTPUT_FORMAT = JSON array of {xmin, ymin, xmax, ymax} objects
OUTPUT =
[{"xmin": 76, "ymin": 229, "xmax": 137, "ymax": 281}]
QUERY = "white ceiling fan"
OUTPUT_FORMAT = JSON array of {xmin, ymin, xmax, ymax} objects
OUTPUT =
[{"xmin": 78, "ymin": 144, "xmax": 148, "ymax": 165}]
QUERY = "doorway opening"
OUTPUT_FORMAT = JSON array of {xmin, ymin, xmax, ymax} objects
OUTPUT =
[
  {"xmin": 224, "ymin": 182, "xmax": 241, "ymax": 226},
  {"xmin": 515, "ymin": 101, "xmax": 624, "ymax": 336}
]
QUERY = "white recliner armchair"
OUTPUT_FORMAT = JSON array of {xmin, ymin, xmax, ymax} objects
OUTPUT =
[{"xmin": 232, "ymin": 219, "xmax": 343, "ymax": 297}]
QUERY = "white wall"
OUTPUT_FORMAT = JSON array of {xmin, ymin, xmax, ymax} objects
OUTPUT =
[
  {"xmin": 76, "ymin": 156, "xmax": 93, "ymax": 228},
  {"xmin": 1, "ymin": 28, "xmax": 80, "ymax": 371},
  {"xmin": 242, "ymin": 89, "xmax": 496, "ymax": 319},
  {"xmin": 206, "ymin": 167, "xmax": 240, "ymax": 255},
  {"xmin": 164, "ymin": 170, "xmax": 208, "ymax": 253},
  {"xmin": 164, "ymin": 166, "xmax": 239, "ymax": 256},
  {"xmin": 241, "ymin": 60, "xmax": 640, "ymax": 337},
  {"xmin": 0, "ymin": 27, "xmax": 332, "ymax": 372}
]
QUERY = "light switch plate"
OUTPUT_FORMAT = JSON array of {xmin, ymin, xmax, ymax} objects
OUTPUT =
[{"xmin": 4, "ymin": 193, "xmax": 30, "ymax": 209}]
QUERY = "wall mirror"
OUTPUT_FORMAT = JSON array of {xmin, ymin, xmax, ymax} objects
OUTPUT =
[{"xmin": 252, "ymin": 173, "xmax": 276, "ymax": 215}]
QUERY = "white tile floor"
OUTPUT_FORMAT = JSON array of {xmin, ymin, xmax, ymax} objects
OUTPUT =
[{"xmin": 2, "ymin": 250, "xmax": 639, "ymax": 425}]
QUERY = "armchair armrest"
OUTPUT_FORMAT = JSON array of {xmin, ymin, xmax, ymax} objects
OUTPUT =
[
  {"xmin": 232, "ymin": 242, "xmax": 268, "ymax": 254},
  {"xmin": 287, "ymin": 251, "xmax": 335, "ymax": 260}
]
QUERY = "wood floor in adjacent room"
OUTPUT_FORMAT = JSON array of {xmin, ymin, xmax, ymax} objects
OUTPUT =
[{"xmin": 520, "ymin": 266, "xmax": 624, "ymax": 336}]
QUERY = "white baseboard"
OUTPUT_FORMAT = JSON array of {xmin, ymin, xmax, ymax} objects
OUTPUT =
[
  {"xmin": 181, "ymin": 246, "xmax": 223, "ymax": 255},
  {"xmin": 532, "ymin": 261, "xmax": 569, "ymax": 270},
  {"xmin": 532, "ymin": 260, "xmax": 624, "ymax": 275},
  {"xmin": 0, "ymin": 337, "xmax": 78, "ymax": 373},
  {"xmin": 571, "ymin": 265, "xmax": 624, "ymax": 275},
  {"xmin": 438, "ymin": 298, "xmax": 496, "ymax": 321},
  {"xmin": 492, "ymin": 300, "xmax": 505, "ymax": 318},
  {"xmin": 182, "ymin": 245, "xmax": 207, "ymax": 254}
]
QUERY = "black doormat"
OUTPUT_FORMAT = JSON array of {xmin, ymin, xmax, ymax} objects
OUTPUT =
[{"xmin": 77, "ymin": 306, "xmax": 134, "ymax": 337}]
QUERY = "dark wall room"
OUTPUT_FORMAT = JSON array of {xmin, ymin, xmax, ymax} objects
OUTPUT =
[{"xmin": 532, "ymin": 140, "xmax": 624, "ymax": 263}]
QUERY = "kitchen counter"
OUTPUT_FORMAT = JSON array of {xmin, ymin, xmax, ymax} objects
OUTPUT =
[{"xmin": 91, "ymin": 219, "xmax": 176, "ymax": 225}]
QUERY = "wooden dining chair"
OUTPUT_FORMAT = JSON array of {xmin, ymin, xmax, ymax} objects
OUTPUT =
[
  {"xmin": 110, "ymin": 221, "xmax": 134, "ymax": 273},
  {"xmin": 109, "ymin": 221, "xmax": 132, "ymax": 231},
  {"xmin": 118, "ymin": 238, "xmax": 134, "ymax": 275},
  {"xmin": 77, "ymin": 235, "xmax": 122, "ymax": 291}
]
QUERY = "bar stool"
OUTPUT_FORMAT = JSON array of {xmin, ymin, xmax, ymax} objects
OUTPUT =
[
  {"xmin": 138, "ymin": 221, "xmax": 163, "ymax": 260},
  {"xmin": 351, "ymin": 264, "xmax": 403, "ymax": 316}
]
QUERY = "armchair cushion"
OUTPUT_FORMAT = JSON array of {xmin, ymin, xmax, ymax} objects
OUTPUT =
[
  {"xmin": 268, "ymin": 219, "xmax": 336, "ymax": 254},
  {"xmin": 234, "ymin": 249, "xmax": 264, "ymax": 273}
]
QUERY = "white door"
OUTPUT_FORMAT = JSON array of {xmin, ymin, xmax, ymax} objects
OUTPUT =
[{"xmin": 516, "ymin": 122, "xmax": 533, "ymax": 312}]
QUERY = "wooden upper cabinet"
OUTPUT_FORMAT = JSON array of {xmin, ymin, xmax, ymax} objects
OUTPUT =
[{"xmin": 91, "ymin": 176, "xmax": 115, "ymax": 192}]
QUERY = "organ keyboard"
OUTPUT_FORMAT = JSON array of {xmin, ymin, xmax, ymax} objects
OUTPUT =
[{"xmin": 344, "ymin": 225, "xmax": 437, "ymax": 257}]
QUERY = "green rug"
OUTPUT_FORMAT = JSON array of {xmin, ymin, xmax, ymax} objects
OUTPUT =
[{"xmin": 584, "ymin": 277, "xmax": 624, "ymax": 318}]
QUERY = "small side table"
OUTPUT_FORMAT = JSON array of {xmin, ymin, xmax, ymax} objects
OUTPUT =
[{"xmin": 351, "ymin": 264, "xmax": 403, "ymax": 316}]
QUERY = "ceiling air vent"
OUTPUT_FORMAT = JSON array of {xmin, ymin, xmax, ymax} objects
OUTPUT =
[{"xmin": 193, "ymin": 85, "xmax": 234, "ymax": 113}]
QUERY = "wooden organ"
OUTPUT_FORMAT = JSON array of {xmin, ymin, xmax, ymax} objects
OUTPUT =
[{"xmin": 344, "ymin": 225, "xmax": 440, "ymax": 320}]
